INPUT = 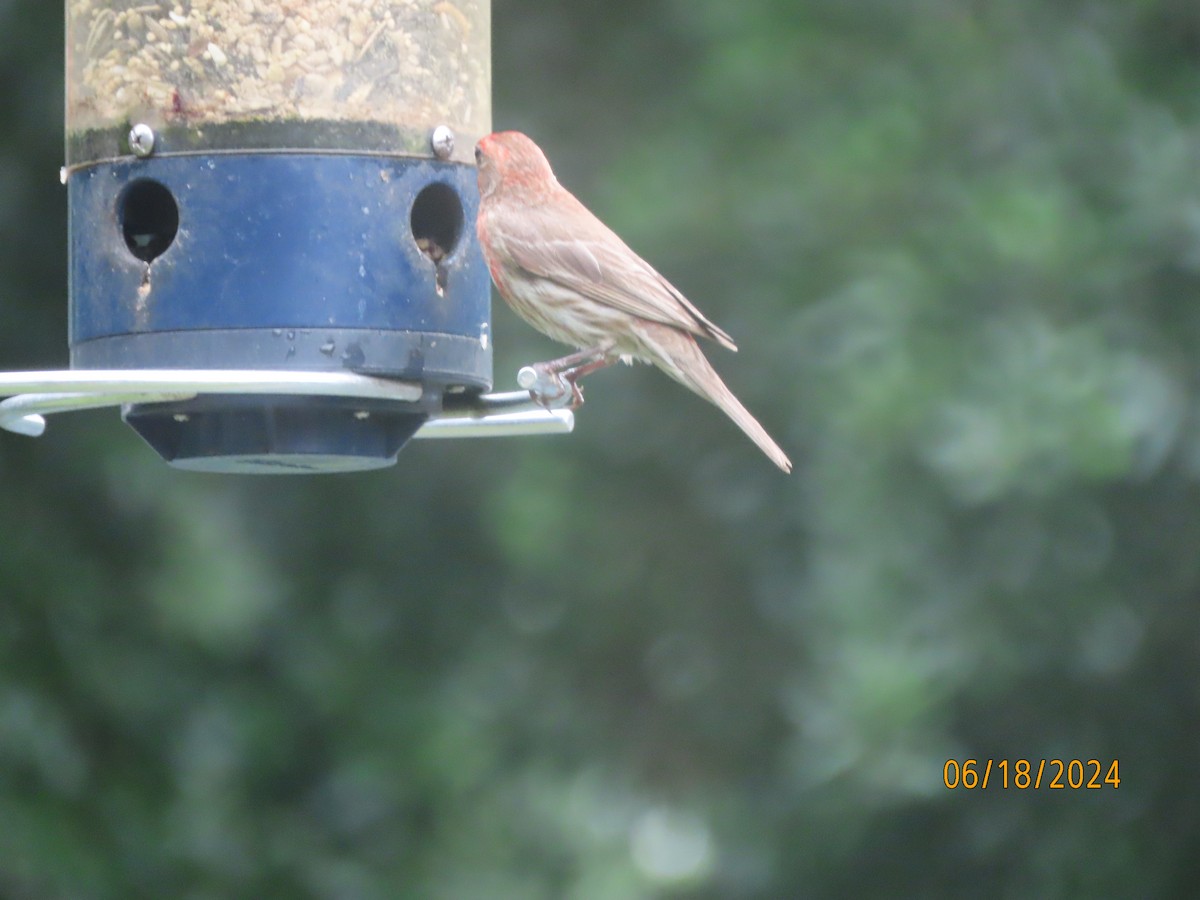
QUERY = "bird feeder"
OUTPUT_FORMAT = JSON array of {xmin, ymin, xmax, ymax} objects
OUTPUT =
[{"xmin": 0, "ymin": 0, "xmax": 571, "ymax": 473}]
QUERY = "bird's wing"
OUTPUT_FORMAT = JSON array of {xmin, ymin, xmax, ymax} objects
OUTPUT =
[{"xmin": 502, "ymin": 193, "xmax": 738, "ymax": 351}]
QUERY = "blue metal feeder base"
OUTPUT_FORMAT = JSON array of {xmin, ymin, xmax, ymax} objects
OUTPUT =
[
  {"xmin": 67, "ymin": 151, "xmax": 493, "ymax": 473},
  {"xmin": 121, "ymin": 394, "xmax": 428, "ymax": 474}
]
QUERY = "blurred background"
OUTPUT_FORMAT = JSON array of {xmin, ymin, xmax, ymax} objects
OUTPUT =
[{"xmin": 0, "ymin": 0, "xmax": 1196, "ymax": 896}]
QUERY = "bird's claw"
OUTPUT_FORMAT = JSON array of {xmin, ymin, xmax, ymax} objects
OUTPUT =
[
  {"xmin": 517, "ymin": 363, "xmax": 581, "ymax": 410},
  {"xmin": 563, "ymin": 379, "xmax": 585, "ymax": 410}
]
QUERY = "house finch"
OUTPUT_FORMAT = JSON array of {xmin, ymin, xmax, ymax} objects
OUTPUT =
[{"xmin": 475, "ymin": 131, "xmax": 792, "ymax": 473}]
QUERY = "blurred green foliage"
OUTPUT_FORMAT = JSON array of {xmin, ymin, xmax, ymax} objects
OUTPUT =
[{"xmin": 0, "ymin": 0, "xmax": 1198, "ymax": 896}]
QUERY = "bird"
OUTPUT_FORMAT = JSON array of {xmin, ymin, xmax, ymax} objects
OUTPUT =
[{"xmin": 474, "ymin": 130, "xmax": 791, "ymax": 473}]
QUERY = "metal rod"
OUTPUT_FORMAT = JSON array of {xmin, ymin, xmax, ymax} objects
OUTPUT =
[
  {"xmin": 0, "ymin": 370, "xmax": 572, "ymax": 439},
  {"xmin": 417, "ymin": 407, "xmax": 574, "ymax": 439},
  {"xmin": 0, "ymin": 369, "xmax": 424, "ymax": 400},
  {"xmin": 0, "ymin": 392, "xmax": 197, "ymax": 437}
]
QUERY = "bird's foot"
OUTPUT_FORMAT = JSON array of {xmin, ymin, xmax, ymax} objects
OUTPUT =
[
  {"xmin": 563, "ymin": 375, "xmax": 586, "ymax": 410},
  {"xmin": 518, "ymin": 363, "xmax": 578, "ymax": 410},
  {"xmin": 517, "ymin": 348, "xmax": 618, "ymax": 411}
]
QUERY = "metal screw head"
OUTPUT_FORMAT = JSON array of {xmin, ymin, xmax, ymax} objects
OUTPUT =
[
  {"xmin": 430, "ymin": 125, "xmax": 454, "ymax": 160},
  {"xmin": 517, "ymin": 366, "xmax": 539, "ymax": 390},
  {"xmin": 129, "ymin": 123, "xmax": 156, "ymax": 158}
]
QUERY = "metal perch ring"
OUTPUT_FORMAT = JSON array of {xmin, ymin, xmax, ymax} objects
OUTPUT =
[{"xmin": 0, "ymin": 369, "xmax": 573, "ymax": 440}]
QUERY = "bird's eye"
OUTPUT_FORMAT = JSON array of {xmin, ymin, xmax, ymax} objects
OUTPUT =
[{"xmin": 474, "ymin": 146, "xmax": 483, "ymax": 164}]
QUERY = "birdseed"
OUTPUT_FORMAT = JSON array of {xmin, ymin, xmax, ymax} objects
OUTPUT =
[{"xmin": 66, "ymin": 0, "xmax": 490, "ymax": 154}]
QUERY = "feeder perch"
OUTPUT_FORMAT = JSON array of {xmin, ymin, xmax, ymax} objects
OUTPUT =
[{"xmin": 0, "ymin": 0, "xmax": 572, "ymax": 473}]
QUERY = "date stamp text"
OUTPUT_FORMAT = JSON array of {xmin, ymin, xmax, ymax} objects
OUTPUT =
[{"xmin": 943, "ymin": 759, "xmax": 1120, "ymax": 790}]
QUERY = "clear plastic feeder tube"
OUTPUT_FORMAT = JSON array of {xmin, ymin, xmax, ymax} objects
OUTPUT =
[{"xmin": 65, "ymin": 0, "xmax": 490, "ymax": 163}]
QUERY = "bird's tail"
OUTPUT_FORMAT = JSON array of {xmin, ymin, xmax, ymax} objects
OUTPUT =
[{"xmin": 645, "ymin": 325, "xmax": 792, "ymax": 473}]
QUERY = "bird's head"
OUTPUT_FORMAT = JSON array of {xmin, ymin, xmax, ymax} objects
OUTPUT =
[{"xmin": 475, "ymin": 131, "xmax": 557, "ymax": 200}]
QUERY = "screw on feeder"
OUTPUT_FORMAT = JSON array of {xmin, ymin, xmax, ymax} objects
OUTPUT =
[
  {"xmin": 517, "ymin": 366, "xmax": 538, "ymax": 390},
  {"xmin": 128, "ymin": 123, "xmax": 156, "ymax": 158},
  {"xmin": 430, "ymin": 125, "xmax": 455, "ymax": 160}
]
